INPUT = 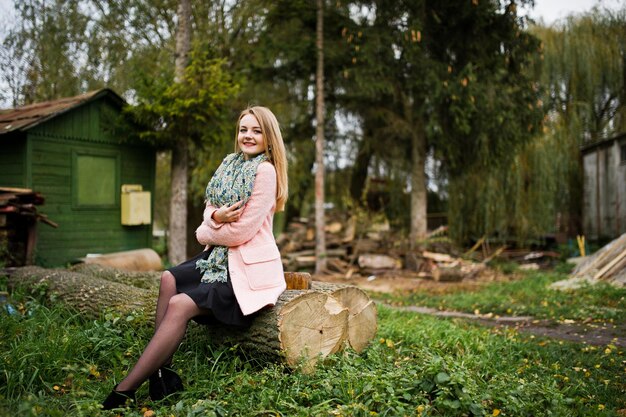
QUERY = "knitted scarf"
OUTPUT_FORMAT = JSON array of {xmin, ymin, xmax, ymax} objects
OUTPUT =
[{"xmin": 196, "ymin": 152, "xmax": 268, "ymax": 284}]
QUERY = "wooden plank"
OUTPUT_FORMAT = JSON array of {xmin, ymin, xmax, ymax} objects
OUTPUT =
[
  {"xmin": 423, "ymin": 251, "xmax": 455, "ymax": 262},
  {"xmin": 0, "ymin": 187, "xmax": 32, "ymax": 194},
  {"xmin": 593, "ymin": 248, "xmax": 626, "ymax": 280},
  {"xmin": 463, "ymin": 236, "xmax": 485, "ymax": 257}
]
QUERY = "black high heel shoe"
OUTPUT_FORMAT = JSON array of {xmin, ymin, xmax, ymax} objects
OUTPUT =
[
  {"xmin": 149, "ymin": 366, "xmax": 184, "ymax": 401},
  {"xmin": 101, "ymin": 385, "xmax": 136, "ymax": 410}
]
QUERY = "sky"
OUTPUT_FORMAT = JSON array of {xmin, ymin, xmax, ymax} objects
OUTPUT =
[
  {"xmin": 0, "ymin": 0, "xmax": 624, "ymax": 107},
  {"xmin": 523, "ymin": 0, "xmax": 623, "ymax": 24},
  {"xmin": 1, "ymin": 0, "xmax": 622, "ymax": 27}
]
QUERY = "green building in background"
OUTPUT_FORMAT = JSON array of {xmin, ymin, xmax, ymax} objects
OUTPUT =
[{"xmin": 0, "ymin": 89, "xmax": 155, "ymax": 267}]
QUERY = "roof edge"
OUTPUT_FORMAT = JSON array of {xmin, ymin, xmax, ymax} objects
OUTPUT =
[
  {"xmin": 0, "ymin": 88, "xmax": 127, "ymax": 134},
  {"xmin": 580, "ymin": 132, "xmax": 626, "ymax": 154}
]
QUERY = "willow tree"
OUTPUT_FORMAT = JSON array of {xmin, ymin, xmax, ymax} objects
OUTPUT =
[
  {"xmin": 342, "ymin": 0, "xmax": 544, "ymax": 248},
  {"xmin": 537, "ymin": 8, "xmax": 626, "ymax": 142},
  {"xmin": 536, "ymin": 7, "xmax": 625, "ymax": 237},
  {"xmin": 447, "ymin": 5, "xmax": 626, "ymax": 244}
]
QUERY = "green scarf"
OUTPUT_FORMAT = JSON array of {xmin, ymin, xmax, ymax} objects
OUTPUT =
[{"xmin": 196, "ymin": 152, "xmax": 268, "ymax": 284}]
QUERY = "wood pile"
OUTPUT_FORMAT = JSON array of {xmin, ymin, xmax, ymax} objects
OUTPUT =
[
  {"xmin": 277, "ymin": 215, "xmax": 485, "ymax": 282},
  {"xmin": 0, "ymin": 187, "xmax": 57, "ymax": 266},
  {"xmin": 552, "ymin": 233, "xmax": 626, "ymax": 289}
]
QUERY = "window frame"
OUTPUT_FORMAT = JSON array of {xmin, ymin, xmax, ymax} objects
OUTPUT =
[{"xmin": 71, "ymin": 149, "xmax": 121, "ymax": 210}]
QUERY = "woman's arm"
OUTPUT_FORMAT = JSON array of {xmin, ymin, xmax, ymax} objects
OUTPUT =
[
  {"xmin": 195, "ymin": 162, "xmax": 276, "ymax": 247},
  {"xmin": 204, "ymin": 201, "xmax": 243, "ymax": 226}
]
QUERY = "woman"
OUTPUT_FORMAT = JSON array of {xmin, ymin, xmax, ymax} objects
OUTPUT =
[{"xmin": 102, "ymin": 106, "xmax": 288, "ymax": 410}]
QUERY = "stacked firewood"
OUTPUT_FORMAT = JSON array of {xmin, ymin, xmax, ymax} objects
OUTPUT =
[
  {"xmin": 277, "ymin": 215, "xmax": 485, "ymax": 282},
  {"xmin": 0, "ymin": 187, "xmax": 56, "ymax": 227},
  {"xmin": 0, "ymin": 187, "xmax": 57, "ymax": 266}
]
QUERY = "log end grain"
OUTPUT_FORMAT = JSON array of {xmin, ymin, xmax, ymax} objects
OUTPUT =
[
  {"xmin": 331, "ymin": 286, "xmax": 378, "ymax": 353},
  {"xmin": 277, "ymin": 292, "xmax": 348, "ymax": 371}
]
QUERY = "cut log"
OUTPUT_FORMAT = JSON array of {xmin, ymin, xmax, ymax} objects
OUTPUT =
[
  {"xmin": 279, "ymin": 292, "xmax": 348, "ymax": 369},
  {"xmin": 432, "ymin": 266, "xmax": 465, "ymax": 282},
  {"xmin": 325, "ymin": 222, "xmax": 343, "ymax": 234},
  {"xmin": 70, "ymin": 263, "xmax": 161, "ymax": 289},
  {"xmin": 5, "ymin": 266, "xmax": 379, "ymax": 371},
  {"xmin": 342, "ymin": 216, "xmax": 356, "ymax": 243},
  {"xmin": 422, "ymin": 251, "xmax": 455, "ymax": 263},
  {"xmin": 311, "ymin": 281, "xmax": 377, "ymax": 353},
  {"xmin": 351, "ymin": 239, "xmax": 380, "ymax": 255},
  {"xmin": 326, "ymin": 258, "xmax": 350, "ymax": 274},
  {"xmin": 205, "ymin": 290, "xmax": 348, "ymax": 372},
  {"xmin": 358, "ymin": 254, "xmax": 401, "ymax": 270},
  {"xmin": 80, "ymin": 248, "xmax": 163, "ymax": 271},
  {"xmin": 293, "ymin": 255, "xmax": 316, "ymax": 268},
  {"xmin": 285, "ymin": 248, "xmax": 348, "ymax": 258},
  {"xmin": 6, "ymin": 266, "xmax": 156, "ymax": 318}
]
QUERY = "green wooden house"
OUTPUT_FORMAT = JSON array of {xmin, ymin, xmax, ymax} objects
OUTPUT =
[{"xmin": 0, "ymin": 89, "xmax": 155, "ymax": 267}]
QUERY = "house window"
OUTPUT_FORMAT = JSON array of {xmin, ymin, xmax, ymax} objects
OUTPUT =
[{"xmin": 72, "ymin": 150, "xmax": 120, "ymax": 208}]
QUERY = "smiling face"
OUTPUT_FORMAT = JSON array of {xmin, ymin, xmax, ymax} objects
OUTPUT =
[{"xmin": 237, "ymin": 114, "xmax": 266, "ymax": 160}]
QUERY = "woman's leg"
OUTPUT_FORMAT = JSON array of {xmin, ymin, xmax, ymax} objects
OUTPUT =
[
  {"xmin": 153, "ymin": 271, "xmax": 179, "ymax": 367},
  {"xmin": 155, "ymin": 271, "xmax": 177, "ymax": 331},
  {"xmin": 115, "ymin": 293, "xmax": 208, "ymax": 391}
]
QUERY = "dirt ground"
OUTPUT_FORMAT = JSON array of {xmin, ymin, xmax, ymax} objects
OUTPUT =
[
  {"xmin": 314, "ymin": 267, "xmax": 508, "ymax": 294},
  {"xmin": 313, "ymin": 269, "xmax": 626, "ymax": 348}
]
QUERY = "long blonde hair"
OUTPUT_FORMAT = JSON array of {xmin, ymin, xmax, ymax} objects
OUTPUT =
[{"xmin": 234, "ymin": 106, "xmax": 288, "ymax": 212}]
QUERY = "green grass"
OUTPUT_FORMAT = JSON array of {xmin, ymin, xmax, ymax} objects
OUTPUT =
[
  {"xmin": 1, "ymin": 272, "xmax": 625, "ymax": 416},
  {"xmin": 374, "ymin": 268, "xmax": 626, "ymax": 323}
]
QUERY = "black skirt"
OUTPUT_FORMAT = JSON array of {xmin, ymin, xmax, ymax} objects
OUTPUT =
[{"xmin": 167, "ymin": 249, "xmax": 254, "ymax": 328}]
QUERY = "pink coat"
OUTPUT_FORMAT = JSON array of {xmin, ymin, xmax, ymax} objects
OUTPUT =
[{"xmin": 195, "ymin": 162, "xmax": 286, "ymax": 316}]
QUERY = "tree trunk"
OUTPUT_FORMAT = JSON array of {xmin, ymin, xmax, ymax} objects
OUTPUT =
[
  {"xmin": 5, "ymin": 267, "xmax": 377, "ymax": 371},
  {"xmin": 314, "ymin": 0, "xmax": 327, "ymax": 274},
  {"xmin": 70, "ymin": 263, "xmax": 161, "ymax": 290},
  {"xmin": 350, "ymin": 133, "xmax": 373, "ymax": 204},
  {"xmin": 6, "ymin": 266, "xmax": 157, "ymax": 318},
  {"xmin": 169, "ymin": 142, "xmax": 189, "ymax": 265},
  {"xmin": 168, "ymin": 0, "xmax": 192, "ymax": 265},
  {"xmin": 174, "ymin": 0, "xmax": 191, "ymax": 84},
  {"xmin": 409, "ymin": 121, "xmax": 428, "ymax": 250}
]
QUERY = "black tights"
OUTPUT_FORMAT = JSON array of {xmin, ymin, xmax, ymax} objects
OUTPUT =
[{"xmin": 115, "ymin": 271, "xmax": 208, "ymax": 391}]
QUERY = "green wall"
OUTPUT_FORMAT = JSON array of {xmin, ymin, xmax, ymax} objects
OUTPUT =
[{"xmin": 3, "ymin": 97, "xmax": 155, "ymax": 267}]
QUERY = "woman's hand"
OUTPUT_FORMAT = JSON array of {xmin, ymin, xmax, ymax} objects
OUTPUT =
[{"xmin": 212, "ymin": 201, "xmax": 244, "ymax": 223}]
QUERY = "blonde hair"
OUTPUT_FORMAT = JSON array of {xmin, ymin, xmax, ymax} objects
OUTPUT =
[{"xmin": 235, "ymin": 106, "xmax": 288, "ymax": 212}]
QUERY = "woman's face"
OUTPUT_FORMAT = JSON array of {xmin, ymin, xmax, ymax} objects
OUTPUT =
[{"xmin": 238, "ymin": 114, "xmax": 266, "ymax": 160}]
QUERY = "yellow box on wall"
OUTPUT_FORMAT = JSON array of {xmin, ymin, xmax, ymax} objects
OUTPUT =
[{"xmin": 121, "ymin": 184, "xmax": 151, "ymax": 226}]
